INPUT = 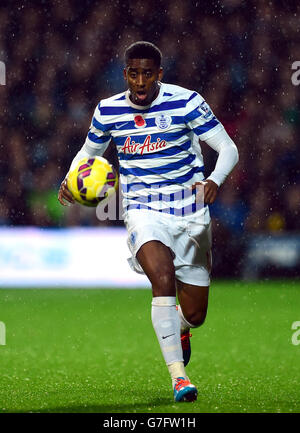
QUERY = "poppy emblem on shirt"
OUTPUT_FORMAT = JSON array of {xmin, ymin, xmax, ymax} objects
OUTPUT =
[
  {"xmin": 134, "ymin": 115, "xmax": 146, "ymax": 128},
  {"xmin": 155, "ymin": 114, "xmax": 172, "ymax": 130}
]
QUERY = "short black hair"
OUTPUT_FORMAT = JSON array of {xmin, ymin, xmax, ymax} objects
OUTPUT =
[{"xmin": 125, "ymin": 41, "xmax": 162, "ymax": 68}]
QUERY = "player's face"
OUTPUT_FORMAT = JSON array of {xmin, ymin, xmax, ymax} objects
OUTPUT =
[{"xmin": 124, "ymin": 58, "xmax": 163, "ymax": 106}]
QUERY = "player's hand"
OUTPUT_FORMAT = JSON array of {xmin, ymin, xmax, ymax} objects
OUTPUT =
[
  {"xmin": 203, "ymin": 179, "xmax": 218, "ymax": 204},
  {"xmin": 58, "ymin": 178, "xmax": 75, "ymax": 206},
  {"xmin": 193, "ymin": 179, "xmax": 219, "ymax": 205}
]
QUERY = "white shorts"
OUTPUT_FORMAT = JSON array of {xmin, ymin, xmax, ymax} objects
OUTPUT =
[{"xmin": 124, "ymin": 207, "xmax": 212, "ymax": 286}]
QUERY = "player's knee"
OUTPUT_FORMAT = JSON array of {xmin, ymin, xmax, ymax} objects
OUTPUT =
[
  {"xmin": 151, "ymin": 267, "xmax": 175, "ymax": 296},
  {"xmin": 187, "ymin": 310, "xmax": 207, "ymax": 328}
]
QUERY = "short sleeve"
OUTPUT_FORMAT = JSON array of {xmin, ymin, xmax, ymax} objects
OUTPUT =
[
  {"xmin": 84, "ymin": 103, "xmax": 112, "ymax": 152},
  {"xmin": 184, "ymin": 93, "xmax": 224, "ymax": 141}
]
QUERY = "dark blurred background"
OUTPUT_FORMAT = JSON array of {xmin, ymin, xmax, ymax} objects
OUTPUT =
[{"xmin": 0, "ymin": 0, "xmax": 299, "ymax": 279}]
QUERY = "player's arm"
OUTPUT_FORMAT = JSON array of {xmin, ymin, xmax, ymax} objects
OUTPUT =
[
  {"xmin": 184, "ymin": 93, "xmax": 238, "ymax": 204},
  {"xmin": 58, "ymin": 104, "xmax": 112, "ymax": 206},
  {"xmin": 202, "ymin": 127, "xmax": 239, "ymax": 203}
]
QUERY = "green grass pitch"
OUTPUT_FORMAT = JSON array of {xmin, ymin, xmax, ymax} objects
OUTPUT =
[{"xmin": 0, "ymin": 280, "xmax": 299, "ymax": 413}]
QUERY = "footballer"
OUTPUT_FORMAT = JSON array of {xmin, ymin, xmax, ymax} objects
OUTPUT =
[{"xmin": 58, "ymin": 41, "xmax": 239, "ymax": 402}]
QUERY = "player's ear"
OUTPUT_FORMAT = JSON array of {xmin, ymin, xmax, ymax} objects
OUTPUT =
[
  {"xmin": 123, "ymin": 68, "xmax": 127, "ymax": 81},
  {"xmin": 158, "ymin": 67, "xmax": 163, "ymax": 81}
]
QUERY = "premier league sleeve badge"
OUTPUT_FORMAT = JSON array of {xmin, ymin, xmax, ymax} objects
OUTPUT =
[{"xmin": 197, "ymin": 101, "xmax": 213, "ymax": 120}]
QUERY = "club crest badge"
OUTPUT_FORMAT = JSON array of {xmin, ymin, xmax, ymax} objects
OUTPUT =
[
  {"xmin": 130, "ymin": 231, "xmax": 137, "ymax": 245},
  {"xmin": 134, "ymin": 115, "xmax": 146, "ymax": 128},
  {"xmin": 155, "ymin": 114, "xmax": 172, "ymax": 130}
]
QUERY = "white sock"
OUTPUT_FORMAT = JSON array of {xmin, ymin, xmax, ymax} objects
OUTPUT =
[
  {"xmin": 168, "ymin": 362, "xmax": 189, "ymax": 387},
  {"xmin": 177, "ymin": 304, "xmax": 193, "ymax": 333},
  {"xmin": 151, "ymin": 296, "xmax": 184, "ymax": 365}
]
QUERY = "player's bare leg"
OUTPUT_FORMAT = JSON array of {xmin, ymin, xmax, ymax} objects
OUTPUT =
[
  {"xmin": 136, "ymin": 241, "xmax": 197, "ymax": 402},
  {"xmin": 176, "ymin": 280, "xmax": 209, "ymax": 366},
  {"xmin": 177, "ymin": 280, "xmax": 209, "ymax": 327},
  {"xmin": 136, "ymin": 240, "xmax": 176, "ymax": 297}
]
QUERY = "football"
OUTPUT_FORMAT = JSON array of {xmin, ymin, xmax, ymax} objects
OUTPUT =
[{"xmin": 67, "ymin": 156, "xmax": 118, "ymax": 207}]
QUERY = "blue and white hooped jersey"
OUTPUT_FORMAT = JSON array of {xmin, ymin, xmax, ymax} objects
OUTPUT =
[{"xmin": 84, "ymin": 82, "xmax": 224, "ymax": 216}]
